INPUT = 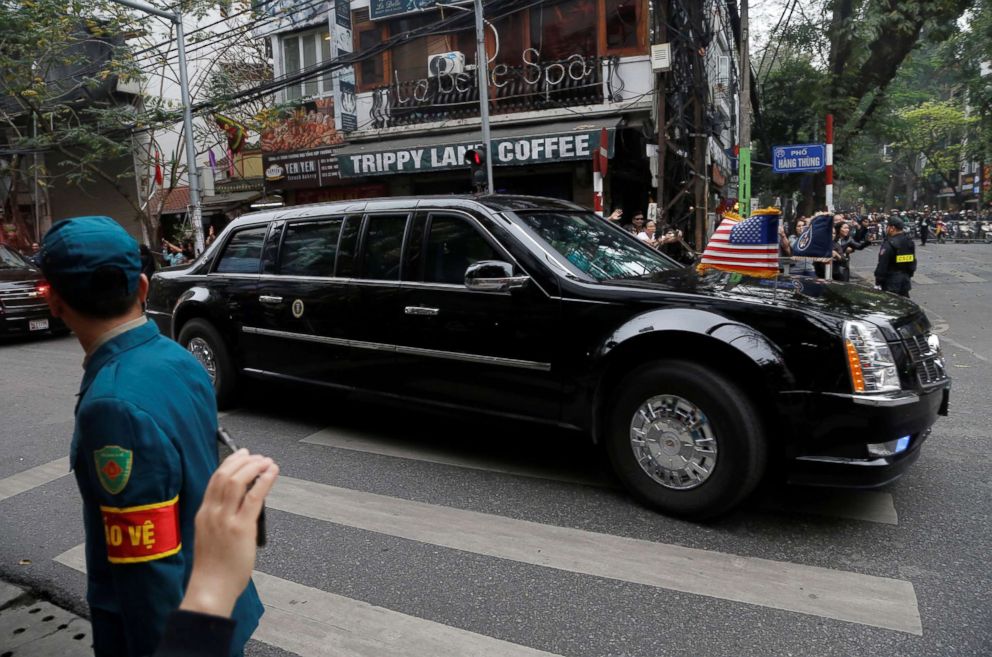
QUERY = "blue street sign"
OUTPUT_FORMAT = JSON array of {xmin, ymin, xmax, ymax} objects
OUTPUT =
[{"xmin": 772, "ymin": 144, "xmax": 826, "ymax": 174}]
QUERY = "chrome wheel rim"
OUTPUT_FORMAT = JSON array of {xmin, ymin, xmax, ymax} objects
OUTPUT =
[
  {"xmin": 629, "ymin": 395, "xmax": 718, "ymax": 490},
  {"xmin": 187, "ymin": 337, "xmax": 217, "ymax": 384}
]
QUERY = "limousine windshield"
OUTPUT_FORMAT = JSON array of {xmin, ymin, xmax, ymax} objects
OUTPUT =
[{"xmin": 514, "ymin": 210, "xmax": 678, "ymax": 282}]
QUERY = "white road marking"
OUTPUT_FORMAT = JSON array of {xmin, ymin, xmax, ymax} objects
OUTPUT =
[
  {"xmin": 0, "ymin": 457, "xmax": 70, "ymax": 503},
  {"xmin": 763, "ymin": 489, "xmax": 898, "ymax": 525},
  {"xmin": 302, "ymin": 426, "xmax": 898, "ymax": 525},
  {"xmin": 267, "ymin": 476, "xmax": 923, "ymax": 635},
  {"xmin": 301, "ymin": 427, "xmax": 609, "ymax": 488},
  {"xmin": 54, "ymin": 545, "xmax": 561, "ymax": 657},
  {"xmin": 943, "ymin": 270, "xmax": 986, "ymax": 284}
]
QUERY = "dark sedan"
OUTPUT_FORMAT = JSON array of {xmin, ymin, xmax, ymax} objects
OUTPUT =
[
  {"xmin": 0, "ymin": 245, "xmax": 64, "ymax": 337},
  {"xmin": 147, "ymin": 195, "xmax": 950, "ymax": 518}
]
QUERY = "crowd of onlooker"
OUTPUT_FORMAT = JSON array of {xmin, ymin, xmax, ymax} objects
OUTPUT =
[
  {"xmin": 777, "ymin": 211, "xmax": 875, "ymax": 281},
  {"xmin": 606, "ymin": 208, "xmax": 695, "ymax": 263}
]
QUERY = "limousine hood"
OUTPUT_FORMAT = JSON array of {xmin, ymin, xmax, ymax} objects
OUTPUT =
[{"xmin": 606, "ymin": 267, "xmax": 918, "ymax": 330}]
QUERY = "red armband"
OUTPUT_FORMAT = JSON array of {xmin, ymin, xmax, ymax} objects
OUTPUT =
[{"xmin": 100, "ymin": 496, "xmax": 181, "ymax": 564}]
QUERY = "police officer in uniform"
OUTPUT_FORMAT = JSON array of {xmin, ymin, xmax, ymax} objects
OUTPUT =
[
  {"xmin": 874, "ymin": 215, "xmax": 916, "ymax": 297},
  {"xmin": 39, "ymin": 216, "xmax": 263, "ymax": 657}
]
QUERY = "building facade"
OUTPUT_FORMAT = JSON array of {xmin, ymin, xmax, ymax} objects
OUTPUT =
[{"xmin": 258, "ymin": 0, "xmax": 655, "ymax": 212}]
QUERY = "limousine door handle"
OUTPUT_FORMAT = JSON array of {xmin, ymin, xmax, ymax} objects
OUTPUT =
[
  {"xmin": 258, "ymin": 295, "xmax": 284, "ymax": 305},
  {"xmin": 404, "ymin": 306, "xmax": 439, "ymax": 317}
]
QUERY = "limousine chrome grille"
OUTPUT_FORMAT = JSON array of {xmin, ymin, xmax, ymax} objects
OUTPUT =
[{"xmin": 898, "ymin": 325, "xmax": 948, "ymax": 387}]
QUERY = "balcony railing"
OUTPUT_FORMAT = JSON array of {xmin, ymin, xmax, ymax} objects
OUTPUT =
[{"xmin": 369, "ymin": 55, "xmax": 610, "ymax": 129}]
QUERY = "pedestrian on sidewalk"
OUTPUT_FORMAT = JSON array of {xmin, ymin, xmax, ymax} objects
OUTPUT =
[
  {"xmin": 38, "ymin": 216, "xmax": 263, "ymax": 657},
  {"xmin": 874, "ymin": 215, "xmax": 916, "ymax": 298}
]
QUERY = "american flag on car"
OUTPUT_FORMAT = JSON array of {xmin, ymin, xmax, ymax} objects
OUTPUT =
[{"xmin": 697, "ymin": 208, "xmax": 782, "ymax": 279}]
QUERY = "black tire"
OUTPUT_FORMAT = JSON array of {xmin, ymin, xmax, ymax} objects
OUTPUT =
[
  {"xmin": 605, "ymin": 360, "xmax": 766, "ymax": 519},
  {"xmin": 177, "ymin": 318, "xmax": 238, "ymax": 409}
]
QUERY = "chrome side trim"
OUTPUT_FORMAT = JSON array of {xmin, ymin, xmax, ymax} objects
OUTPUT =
[
  {"xmin": 821, "ymin": 391, "xmax": 920, "ymax": 407},
  {"xmin": 241, "ymin": 326, "xmax": 551, "ymax": 372}
]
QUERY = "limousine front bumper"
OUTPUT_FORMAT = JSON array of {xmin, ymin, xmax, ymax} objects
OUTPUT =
[{"xmin": 781, "ymin": 382, "xmax": 949, "ymax": 488}]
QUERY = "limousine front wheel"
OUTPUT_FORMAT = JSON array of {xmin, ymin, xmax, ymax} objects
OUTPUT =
[
  {"xmin": 179, "ymin": 318, "xmax": 237, "ymax": 409},
  {"xmin": 606, "ymin": 361, "xmax": 766, "ymax": 518}
]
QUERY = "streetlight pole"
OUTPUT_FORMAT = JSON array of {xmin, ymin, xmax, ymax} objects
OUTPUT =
[
  {"xmin": 109, "ymin": 0, "xmax": 204, "ymax": 252},
  {"xmin": 472, "ymin": 0, "xmax": 494, "ymax": 193},
  {"xmin": 440, "ymin": 0, "xmax": 495, "ymax": 193},
  {"xmin": 738, "ymin": 0, "xmax": 751, "ymax": 218}
]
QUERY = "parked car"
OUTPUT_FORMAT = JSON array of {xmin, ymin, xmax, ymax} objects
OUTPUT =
[
  {"xmin": 147, "ymin": 196, "xmax": 950, "ymax": 518},
  {"xmin": 0, "ymin": 244, "xmax": 65, "ymax": 337}
]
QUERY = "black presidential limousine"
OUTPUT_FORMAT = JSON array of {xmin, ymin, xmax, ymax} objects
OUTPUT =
[{"xmin": 147, "ymin": 195, "xmax": 950, "ymax": 518}]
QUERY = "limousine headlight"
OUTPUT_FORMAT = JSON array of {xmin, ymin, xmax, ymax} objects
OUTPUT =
[{"xmin": 843, "ymin": 320, "xmax": 900, "ymax": 394}]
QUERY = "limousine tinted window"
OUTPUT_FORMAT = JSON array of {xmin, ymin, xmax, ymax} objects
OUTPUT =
[
  {"xmin": 280, "ymin": 219, "xmax": 341, "ymax": 277},
  {"xmin": 215, "ymin": 225, "xmax": 267, "ymax": 274},
  {"xmin": 517, "ymin": 211, "xmax": 676, "ymax": 281},
  {"xmin": 335, "ymin": 215, "xmax": 362, "ymax": 277},
  {"xmin": 361, "ymin": 214, "xmax": 407, "ymax": 280},
  {"xmin": 425, "ymin": 214, "xmax": 499, "ymax": 284}
]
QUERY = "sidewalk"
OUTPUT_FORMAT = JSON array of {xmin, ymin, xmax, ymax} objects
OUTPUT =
[{"xmin": 0, "ymin": 581, "xmax": 92, "ymax": 656}]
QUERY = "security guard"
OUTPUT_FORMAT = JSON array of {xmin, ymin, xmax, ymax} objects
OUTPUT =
[
  {"xmin": 874, "ymin": 215, "xmax": 916, "ymax": 297},
  {"xmin": 39, "ymin": 216, "xmax": 263, "ymax": 657}
]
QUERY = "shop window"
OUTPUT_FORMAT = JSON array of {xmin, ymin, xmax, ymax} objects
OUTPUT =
[
  {"xmin": 281, "ymin": 30, "xmax": 334, "ymax": 101},
  {"xmin": 360, "ymin": 214, "xmax": 408, "ymax": 280},
  {"xmin": 424, "ymin": 215, "xmax": 499, "ymax": 285},
  {"xmin": 492, "ymin": 11, "xmax": 526, "ymax": 66},
  {"xmin": 603, "ymin": 0, "xmax": 644, "ymax": 55},
  {"xmin": 215, "ymin": 226, "xmax": 267, "ymax": 274},
  {"xmin": 279, "ymin": 220, "xmax": 342, "ymax": 277},
  {"xmin": 391, "ymin": 15, "xmax": 432, "ymax": 83},
  {"xmin": 530, "ymin": 0, "xmax": 598, "ymax": 61},
  {"xmin": 354, "ymin": 9, "xmax": 388, "ymax": 92}
]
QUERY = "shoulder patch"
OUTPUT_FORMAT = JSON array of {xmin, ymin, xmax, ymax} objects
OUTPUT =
[{"xmin": 94, "ymin": 446, "xmax": 133, "ymax": 495}]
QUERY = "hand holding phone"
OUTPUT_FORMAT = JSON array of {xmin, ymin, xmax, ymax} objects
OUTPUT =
[{"xmin": 217, "ymin": 427, "xmax": 268, "ymax": 547}]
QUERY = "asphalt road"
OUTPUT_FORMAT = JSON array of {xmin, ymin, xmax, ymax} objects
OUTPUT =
[{"xmin": 1, "ymin": 243, "xmax": 990, "ymax": 657}]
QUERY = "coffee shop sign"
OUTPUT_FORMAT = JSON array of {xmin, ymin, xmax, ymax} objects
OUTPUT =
[{"xmin": 340, "ymin": 131, "xmax": 606, "ymax": 178}]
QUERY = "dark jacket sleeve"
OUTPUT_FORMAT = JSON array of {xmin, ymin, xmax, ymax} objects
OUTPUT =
[
  {"xmin": 153, "ymin": 611, "xmax": 235, "ymax": 657},
  {"xmin": 874, "ymin": 239, "xmax": 893, "ymax": 285}
]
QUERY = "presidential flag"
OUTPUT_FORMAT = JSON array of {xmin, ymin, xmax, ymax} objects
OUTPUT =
[
  {"xmin": 697, "ymin": 208, "xmax": 782, "ymax": 278},
  {"xmin": 791, "ymin": 213, "xmax": 834, "ymax": 259}
]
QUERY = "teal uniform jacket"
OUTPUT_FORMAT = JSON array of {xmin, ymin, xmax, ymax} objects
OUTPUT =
[{"xmin": 71, "ymin": 319, "xmax": 263, "ymax": 657}]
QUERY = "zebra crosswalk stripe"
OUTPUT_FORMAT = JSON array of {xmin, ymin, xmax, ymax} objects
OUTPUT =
[
  {"xmin": 300, "ymin": 427, "xmax": 898, "ymax": 525},
  {"xmin": 267, "ymin": 475, "xmax": 922, "ymax": 634},
  {"xmin": 54, "ymin": 544, "xmax": 562, "ymax": 657}
]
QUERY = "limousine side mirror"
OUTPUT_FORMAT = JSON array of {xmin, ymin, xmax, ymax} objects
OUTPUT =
[{"xmin": 464, "ymin": 260, "xmax": 530, "ymax": 292}]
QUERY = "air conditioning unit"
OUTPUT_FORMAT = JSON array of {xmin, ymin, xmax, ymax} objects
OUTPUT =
[{"xmin": 427, "ymin": 52, "xmax": 466, "ymax": 77}]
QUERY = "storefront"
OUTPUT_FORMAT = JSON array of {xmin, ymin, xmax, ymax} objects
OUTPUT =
[{"xmin": 331, "ymin": 117, "xmax": 623, "ymax": 205}]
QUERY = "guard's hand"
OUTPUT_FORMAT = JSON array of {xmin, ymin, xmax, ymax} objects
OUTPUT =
[{"xmin": 181, "ymin": 450, "xmax": 279, "ymax": 618}]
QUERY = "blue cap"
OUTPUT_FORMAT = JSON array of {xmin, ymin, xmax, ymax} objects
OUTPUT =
[{"xmin": 39, "ymin": 216, "xmax": 141, "ymax": 300}]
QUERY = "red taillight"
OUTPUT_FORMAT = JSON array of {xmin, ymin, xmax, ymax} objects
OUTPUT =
[{"xmin": 36, "ymin": 281, "xmax": 50, "ymax": 297}]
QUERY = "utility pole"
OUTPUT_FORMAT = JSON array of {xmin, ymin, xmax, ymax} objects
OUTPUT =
[
  {"xmin": 473, "ymin": 0, "xmax": 494, "ymax": 193},
  {"xmin": 109, "ymin": 0, "xmax": 204, "ymax": 252},
  {"xmin": 738, "ymin": 0, "xmax": 752, "ymax": 219},
  {"xmin": 689, "ymin": 0, "xmax": 707, "ymax": 248},
  {"xmin": 656, "ymin": 0, "xmax": 668, "ymax": 219}
]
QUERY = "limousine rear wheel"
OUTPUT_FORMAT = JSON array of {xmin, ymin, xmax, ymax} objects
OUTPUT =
[
  {"xmin": 178, "ymin": 318, "xmax": 237, "ymax": 409},
  {"xmin": 606, "ymin": 360, "xmax": 766, "ymax": 518}
]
